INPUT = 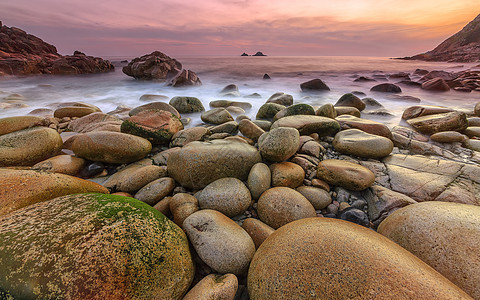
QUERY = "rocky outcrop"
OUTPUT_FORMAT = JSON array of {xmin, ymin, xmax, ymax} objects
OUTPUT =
[
  {"xmin": 0, "ymin": 22, "xmax": 114, "ymax": 75},
  {"xmin": 122, "ymin": 51, "xmax": 201, "ymax": 86},
  {"xmin": 401, "ymin": 14, "xmax": 480, "ymax": 62}
]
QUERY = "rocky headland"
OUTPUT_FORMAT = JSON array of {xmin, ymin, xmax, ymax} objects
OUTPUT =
[
  {"xmin": 401, "ymin": 13, "xmax": 480, "ymax": 62},
  {"xmin": 1, "ymin": 70, "xmax": 480, "ymax": 298},
  {"xmin": 0, "ymin": 21, "xmax": 114, "ymax": 76}
]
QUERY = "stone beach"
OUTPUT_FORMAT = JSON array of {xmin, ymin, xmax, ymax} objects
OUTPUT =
[{"xmin": 2, "ymin": 56, "xmax": 480, "ymax": 298}]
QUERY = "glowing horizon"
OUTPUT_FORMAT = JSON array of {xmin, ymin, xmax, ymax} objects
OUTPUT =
[{"xmin": 1, "ymin": 0, "xmax": 478, "ymax": 58}]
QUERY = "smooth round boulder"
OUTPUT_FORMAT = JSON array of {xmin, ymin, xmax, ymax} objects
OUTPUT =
[
  {"xmin": 201, "ymin": 108, "xmax": 234, "ymax": 125},
  {"xmin": 402, "ymin": 105, "xmax": 454, "ymax": 120},
  {"xmin": 0, "ymin": 193, "xmax": 194, "ymax": 300},
  {"xmin": 210, "ymin": 100, "xmax": 252, "ymax": 110},
  {"xmin": 335, "ymin": 114, "xmax": 392, "ymax": 139},
  {"xmin": 463, "ymin": 126, "xmax": 480, "ymax": 138},
  {"xmin": 271, "ymin": 115, "xmax": 340, "ymax": 136},
  {"xmin": 135, "ymin": 177, "xmax": 175, "ymax": 206},
  {"xmin": 247, "ymin": 163, "xmax": 271, "ymax": 200},
  {"xmin": 334, "ymin": 93, "xmax": 365, "ymax": 111},
  {"xmin": 248, "ymin": 218, "xmax": 471, "ymax": 299},
  {"xmin": 169, "ymin": 96, "xmax": 205, "ymax": 113},
  {"xmin": 183, "ymin": 274, "xmax": 238, "ymax": 300},
  {"xmin": 170, "ymin": 126, "xmax": 210, "ymax": 147},
  {"xmin": 406, "ymin": 112, "xmax": 468, "ymax": 135},
  {"xmin": 167, "ymin": 140, "xmax": 262, "ymax": 189},
  {"xmin": 54, "ymin": 106, "xmax": 97, "ymax": 118},
  {"xmin": 317, "ymin": 159, "xmax": 375, "ymax": 191},
  {"xmin": 241, "ymin": 218, "xmax": 275, "ymax": 249},
  {"xmin": 0, "ymin": 127, "xmax": 63, "ymax": 167},
  {"xmin": 0, "ymin": 169, "xmax": 109, "ymax": 217},
  {"xmin": 238, "ymin": 119, "xmax": 265, "ymax": 141},
  {"xmin": 296, "ymin": 186, "xmax": 332, "ymax": 210},
  {"xmin": 430, "ymin": 131, "xmax": 468, "ymax": 143},
  {"xmin": 67, "ymin": 112, "xmax": 122, "ymax": 133},
  {"xmin": 316, "ymin": 103, "xmax": 337, "ymax": 118},
  {"xmin": 475, "ymin": 102, "xmax": 480, "ymax": 116},
  {"xmin": 258, "ymin": 127, "xmax": 300, "ymax": 162},
  {"xmin": 378, "ymin": 201, "xmax": 480, "ymax": 299},
  {"xmin": 121, "ymin": 110, "xmax": 183, "ymax": 145},
  {"xmin": 333, "ymin": 129, "xmax": 394, "ymax": 158},
  {"xmin": 71, "ymin": 131, "xmax": 152, "ymax": 164},
  {"xmin": 256, "ymin": 103, "xmax": 286, "ymax": 120},
  {"xmin": 129, "ymin": 102, "xmax": 180, "ymax": 118},
  {"xmin": 270, "ymin": 162, "xmax": 305, "ymax": 188},
  {"xmin": 370, "ymin": 83, "xmax": 402, "ymax": 93},
  {"xmin": 257, "ymin": 187, "xmax": 316, "ymax": 229},
  {"xmin": 196, "ymin": 178, "xmax": 252, "ymax": 217},
  {"xmin": 32, "ymin": 154, "xmax": 86, "ymax": 176},
  {"xmin": 183, "ymin": 210, "xmax": 255, "ymax": 275},
  {"xmin": 266, "ymin": 92, "xmax": 293, "ymax": 106},
  {"xmin": 273, "ymin": 103, "xmax": 316, "ymax": 121},
  {"xmin": 0, "ymin": 116, "xmax": 44, "ymax": 135},
  {"xmin": 334, "ymin": 106, "xmax": 361, "ymax": 117}
]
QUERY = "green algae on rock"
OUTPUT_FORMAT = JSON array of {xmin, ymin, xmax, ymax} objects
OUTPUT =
[{"xmin": 0, "ymin": 193, "xmax": 194, "ymax": 300}]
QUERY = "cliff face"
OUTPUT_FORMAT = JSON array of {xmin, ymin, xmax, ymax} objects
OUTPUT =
[
  {"xmin": 404, "ymin": 14, "xmax": 480, "ymax": 62},
  {"xmin": 0, "ymin": 21, "xmax": 114, "ymax": 76}
]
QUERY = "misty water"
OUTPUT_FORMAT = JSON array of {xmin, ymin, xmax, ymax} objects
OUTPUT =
[{"xmin": 0, "ymin": 56, "xmax": 479, "ymax": 127}]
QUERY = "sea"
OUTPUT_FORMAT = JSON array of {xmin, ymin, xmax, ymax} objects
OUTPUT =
[{"xmin": 0, "ymin": 56, "xmax": 479, "ymax": 128}]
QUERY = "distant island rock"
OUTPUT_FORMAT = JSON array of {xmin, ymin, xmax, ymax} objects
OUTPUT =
[
  {"xmin": 122, "ymin": 51, "xmax": 201, "ymax": 87},
  {"xmin": 0, "ymin": 21, "xmax": 114, "ymax": 76},
  {"xmin": 400, "ymin": 14, "xmax": 480, "ymax": 62},
  {"xmin": 240, "ymin": 52, "xmax": 267, "ymax": 56}
]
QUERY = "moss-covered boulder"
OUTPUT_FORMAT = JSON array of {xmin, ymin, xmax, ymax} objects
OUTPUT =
[
  {"xmin": 169, "ymin": 96, "xmax": 205, "ymax": 113},
  {"xmin": 0, "ymin": 193, "xmax": 194, "ymax": 299},
  {"xmin": 271, "ymin": 115, "xmax": 340, "ymax": 136},
  {"xmin": 0, "ymin": 169, "xmax": 109, "ymax": 216},
  {"xmin": 121, "ymin": 110, "xmax": 184, "ymax": 145},
  {"xmin": 71, "ymin": 131, "xmax": 152, "ymax": 164},
  {"xmin": 0, "ymin": 127, "xmax": 63, "ymax": 167},
  {"xmin": 273, "ymin": 103, "xmax": 315, "ymax": 121}
]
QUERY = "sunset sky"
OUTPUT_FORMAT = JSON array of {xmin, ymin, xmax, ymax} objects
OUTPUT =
[{"xmin": 1, "ymin": 0, "xmax": 478, "ymax": 57}]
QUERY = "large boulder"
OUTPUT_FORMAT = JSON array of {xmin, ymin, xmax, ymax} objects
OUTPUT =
[
  {"xmin": 122, "ymin": 51, "xmax": 182, "ymax": 80},
  {"xmin": 271, "ymin": 115, "xmax": 340, "ymax": 136},
  {"xmin": 67, "ymin": 112, "xmax": 122, "ymax": 133},
  {"xmin": 168, "ymin": 69, "xmax": 202, "ymax": 87},
  {"xmin": 248, "ymin": 218, "xmax": 471, "ymax": 299},
  {"xmin": 0, "ymin": 116, "xmax": 44, "ymax": 135},
  {"xmin": 184, "ymin": 210, "xmax": 255, "ymax": 275},
  {"xmin": 300, "ymin": 78, "xmax": 330, "ymax": 91},
  {"xmin": 317, "ymin": 159, "xmax": 375, "ymax": 191},
  {"xmin": 402, "ymin": 105, "xmax": 455, "ymax": 120},
  {"xmin": 378, "ymin": 201, "xmax": 480, "ymax": 299},
  {"xmin": 333, "ymin": 129, "xmax": 394, "ymax": 159},
  {"xmin": 406, "ymin": 111, "xmax": 468, "ymax": 134},
  {"xmin": 266, "ymin": 92, "xmax": 293, "ymax": 106},
  {"xmin": 71, "ymin": 131, "xmax": 152, "ymax": 164},
  {"xmin": 129, "ymin": 102, "xmax": 180, "ymax": 118},
  {"xmin": 167, "ymin": 140, "xmax": 262, "ymax": 189},
  {"xmin": 335, "ymin": 115, "xmax": 392, "ymax": 139},
  {"xmin": 370, "ymin": 83, "xmax": 402, "ymax": 93},
  {"xmin": 169, "ymin": 96, "xmax": 205, "ymax": 113},
  {"xmin": 0, "ymin": 169, "xmax": 108, "ymax": 217},
  {"xmin": 0, "ymin": 127, "xmax": 63, "ymax": 167},
  {"xmin": 421, "ymin": 77, "xmax": 451, "ymax": 91},
  {"xmin": 0, "ymin": 193, "xmax": 194, "ymax": 299},
  {"xmin": 334, "ymin": 93, "xmax": 365, "ymax": 111},
  {"xmin": 258, "ymin": 127, "xmax": 300, "ymax": 162},
  {"xmin": 121, "ymin": 110, "xmax": 183, "ymax": 145}
]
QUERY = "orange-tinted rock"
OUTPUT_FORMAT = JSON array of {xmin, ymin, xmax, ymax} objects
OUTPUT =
[
  {"xmin": 0, "ymin": 169, "xmax": 108, "ymax": 216},
  {"xmin": 0, "ymin": 116, "xmax": 44, "ymax": 135},
  {"xmin": 335, "ymin": 115, "xmax": 392, "ymax": 139},
  {"xmin": 270, "ymin": 162, "xmax": 305, "ymax": 188},
  {"xmin": 317, "ymin": 159, "xmax": 375, "ymax": 191},
  {"xmin": 242, "ymin": 218, "xmax": 275, "ymax": 249},
  {"xmin": 406, "ymin": 112, "xmax": 468, "ymax": 135},
  {"xmin": 421, "ymin": 77, "xmax": 450, "ymax": 91},
  {"xmin": 378, "ymin": 201, "xmax": 480, "ymax": 299},
  {"xmin": 32, "ymin": 154, "xmax": 86, "ymax": 176},
  {"xmin": 248, "ymin": 218, "xmax": 472, "ymax": 299},
  {"xmin": 183, "ymin": 274, "xmax": 238, "ymax": 300}
]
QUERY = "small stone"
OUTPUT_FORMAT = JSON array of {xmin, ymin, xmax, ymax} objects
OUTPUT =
[
  {"xmin": 201, "ymin": 108, "xmax": 234, "ymax": 125},
  {"xmin": 370, "ymin": 83, "xmax": 402, "ymax": 93},
  {"xmin": 135, "ymin": 177, "xmax": 176, "ymax": 206},
  {"xmin": 338, "ymin": 207, "xmax": 370, "ymax": 227},
  {"xmin": 270, "ymin": 162, "xmax": 305, "ymax": 188},
  {"xmin": 247, "ymin": 163, "xmax": 271, "ymax": 200},
  {"xmin": 266, "ymin": 92, "xmax": 293, "ymax": 106},
  {"xmin": 183, "ymin": 274, "xmax": 238, "ymax": 300},
  {"xmin": 300, "ymin": 78, "xmax": 330, "ymax": 91},
  {"xmin": 334, "ymin": 93, "xmax": 365, "ymax": 111},
  {"xmin": 169, "ymin": 193, "xmax": 199, "ymax": 228},
  {"xmin": 296, "ymin": 186, "xmax": 332, "ymax": 210},
  {"xmin": 258, "ymin": 127, "xmax": 300, "ymax": 162},
  {"xmin": 241, "ymin": 218, "xmax": 275, "ymax": 249}
]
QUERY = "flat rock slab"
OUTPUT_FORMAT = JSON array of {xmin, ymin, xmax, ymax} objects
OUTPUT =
[{"xmin": 363, "ymin": 154, "xmax": 480, "ymax": 205}]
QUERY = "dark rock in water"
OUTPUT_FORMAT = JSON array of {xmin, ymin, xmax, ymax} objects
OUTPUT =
[
  {"xmin": 400, "ymin": 13, "xmax": 480, "ymax": 62},
  {"xmin": 169, "ymin": 69, "xmax": 202, "ymax": 87},
  {"xmin": 389, "ymin": 72, "xmax": 410, "ymax": 80},
  {"xmin": 362, "ymin": 98, "xmax": 384, "ymax": 109},
  {"xmin": 454, "ymin": 87, "xmax": 472, "ymax": 92},
  {"xmin": 387, "ymin": 95, "xmax": 421, "ymax": 103},
  {"xmin": 80, "ymin": 162, "xmax": 105, "ymax": 178},
  {"xmin": 397, "ymin": 80, "xmax": 422, "ymax": 87},
  {"xmin": 245, "ymin": 93, "xmax": 262, "ymax": 98},
  {"xmin": 0, "ymin": 23, "xmax": 114, "ymax": 76},
  {"xmin": 354, "ymin": 76, "xmax": 376, "ymax": 82},
  {"xmin": 334, "ymin": 93, "xmax": 365, "ymax": 111},
  {"xmin": 169, "ymin": 96, "xmax": 205, "ymax": 113},
  {"xmin": 339, "ymin": 207, "xmax": 370, "ymax": 227},
  {"xmin": 413, "ymin": 69, "xmax": 429, "ymax": 76},
  {"xmin": 421, "ymin": 78, "xmax": 451, "ymax": 91},
  {"xmin": 300, "ymin": 79, "xmax": 330, "ymax": 91},
  {"xmin": 221, "ymin": 84, "xmax": 239, "ymax": 94},
  {"xmin": 253, "ymin": 52, "xmax": 267, "ymax": 56},
  {"xmin": 370, "ymin": 83, "xmax": 402, "ymax": 93},
  {"xmin": 351, "ymin": 91, "xmax": 366, "ymax": 96},
  {"xmin": 241, "ymin": 52, "xmax": 249, "ymax": 56},
  {"xmin": 122, "ymin": 51, "xmax": 182, "ymax": 80},
  {"xmin": 266, "ymin": 92, "xmax": 293, "ymax": 106},
  {"xmin": 420, "ymin": 70, "xmax": 457, "ymax": 82},
  {"xmin": 263, "ymin": 73, "xmax": 271, "ymax": 80}
]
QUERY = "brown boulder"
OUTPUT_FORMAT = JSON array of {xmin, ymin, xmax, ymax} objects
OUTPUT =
[
  {"xmin": 317, "ymin": 159, "xmax": 375, "ymax": 191},
  {"xmin": 122, "ymin": 51, "xmax": 181, "ymax": 80},
  {"xmin": 0, "ymin": 116, "xmax": 44, "ymax": 135},
  {"xmin": 335, "ymin": 115, "xmax": 392, "ymax": 139},
  {"xmin": 406, "ymin": 111, "xmax": 468, "ymax": 134},
  {"xmin": 421, "ymin": 77, "xmax": 451, "ymax": 91}
]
